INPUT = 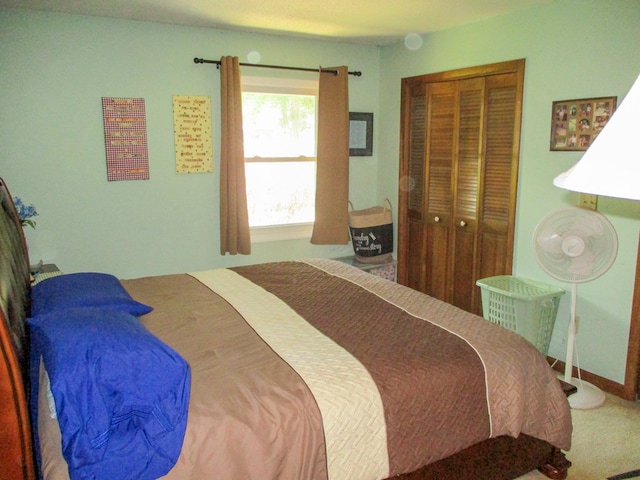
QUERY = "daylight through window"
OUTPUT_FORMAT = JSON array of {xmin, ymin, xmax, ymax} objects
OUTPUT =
[{"xmin": 242, "ymin": 77, "xmax": 318, "ymax": 240}]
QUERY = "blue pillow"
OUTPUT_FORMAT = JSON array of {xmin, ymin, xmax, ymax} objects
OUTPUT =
[
  {"xmin": 31, "ymin": 272, "xmax": 152, "ymax": 317},
  {"xmin": 29, "ymin": 307, "xmax": 190, "ymax": 480}
]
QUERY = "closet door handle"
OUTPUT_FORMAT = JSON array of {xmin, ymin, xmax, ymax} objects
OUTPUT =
[
  {"xmin": 434, "ymin": 216, "xmax": 440, "ymax": 223},
  {"xmin": 459, "ymin": 220, "xmax": 467, "ymax": 227}
]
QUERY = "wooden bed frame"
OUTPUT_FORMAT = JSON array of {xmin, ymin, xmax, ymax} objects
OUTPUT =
[
  {"xmin": 0, "ymin": 177, "xmax": 36, "ymax": 479},
  {"xmin": 0, "ymin": 176, "xmax": 570, "ymax": 480}
]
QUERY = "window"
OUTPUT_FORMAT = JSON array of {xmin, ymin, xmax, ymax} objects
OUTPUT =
[{"xmin": 242, "ymin": 76, "xmax": 318, "ymax": 242}]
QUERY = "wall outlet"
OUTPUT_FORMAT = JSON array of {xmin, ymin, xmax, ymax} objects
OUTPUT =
[{"xmin": 579, "ymin": 193, "xmax": 598, "ymax": 210}]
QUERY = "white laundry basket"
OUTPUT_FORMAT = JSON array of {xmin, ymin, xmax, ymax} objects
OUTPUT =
[{"xmin": 476, "ymin": 275, "xmax": 565, "ymax": 355}]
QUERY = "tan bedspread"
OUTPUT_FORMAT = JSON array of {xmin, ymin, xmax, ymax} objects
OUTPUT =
[{"xmin": 37, "ymin": 260, "xmax": 571, "ymax": 480}]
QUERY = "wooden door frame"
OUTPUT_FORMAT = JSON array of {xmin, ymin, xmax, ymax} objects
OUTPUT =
[
  {"xmin": 623, "ymin": 237, "xmax": 640, "ymax": 400},
  {"xmin": 397, "ymin": 58, "xmax": 525, "ymax": 291}
]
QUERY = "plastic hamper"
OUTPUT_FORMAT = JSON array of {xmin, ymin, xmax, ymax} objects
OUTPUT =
[{"xmin": 475, "ymin": 275, "xmax": 565, "ymax": 355}]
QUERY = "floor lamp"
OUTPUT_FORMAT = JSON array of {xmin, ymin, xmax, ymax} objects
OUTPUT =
[{"xmin": 553, "ymin": 72, "xmax": 640, "ymax": 406}]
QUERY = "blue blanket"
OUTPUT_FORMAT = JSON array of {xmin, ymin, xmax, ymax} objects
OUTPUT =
[{"xmin": 29, "ymin": 307, "xmax": 190, "ymax": 480}]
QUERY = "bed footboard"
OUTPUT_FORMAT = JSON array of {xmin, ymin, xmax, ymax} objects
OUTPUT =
[{"xmin": 391, "ymin": 434, "xmax": 569, "ymax": 480}]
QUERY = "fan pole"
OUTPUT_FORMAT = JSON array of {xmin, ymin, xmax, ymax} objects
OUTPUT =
[
  {"xmin": 563, "ymin": 283, "xmax": 606, "ymax": 409},
  {"xmin": 563, "ymin": 283, "xmax": 577, "ymax": 383}
]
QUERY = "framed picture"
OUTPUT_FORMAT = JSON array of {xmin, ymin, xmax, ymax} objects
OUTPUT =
[
  {"xmin": 550, "ymin": 96, "xmax": 616, "ymax": 151},
  {"xmin": 349, "ymin": 112, "xmax": 373, "ymax": 156}
]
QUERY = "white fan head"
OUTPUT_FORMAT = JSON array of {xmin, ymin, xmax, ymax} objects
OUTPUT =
[{"xmin": 533, "ymin": 206, "xmax": 618, "ymax": 283}]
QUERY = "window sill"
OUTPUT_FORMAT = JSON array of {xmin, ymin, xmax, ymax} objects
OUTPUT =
[{"xmin": 250, "ymin": 223, "xmax": 313, "ymax": 243}]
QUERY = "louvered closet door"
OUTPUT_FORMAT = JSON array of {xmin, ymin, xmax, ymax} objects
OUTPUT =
[
  {"xmin": 398, "ymin": 60, "xmax": 524, "ymax": 315},
  {"xmin": 449, "ymin": 77, "xmax": 484, "ymax": 312},
  {"xmin": 399, "ymin": 81, "xmax": 429, "ymax": 293},
  {"xmin": 475, "ymin": 72, "xmax": 521, "ymax": 287},
  {"xmin": 423, "ymin": 80, "xmax": 457, "ymax": 303}
]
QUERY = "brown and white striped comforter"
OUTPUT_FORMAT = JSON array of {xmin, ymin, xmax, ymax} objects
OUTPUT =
[{"xmin": 37, "ymin": 259, "xmax": 572, "ymax": 480}]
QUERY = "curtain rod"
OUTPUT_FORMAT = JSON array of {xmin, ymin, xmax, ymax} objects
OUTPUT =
[{"xmin": 193, "ymin": 57, "xmax": 362, "ymax": 77}]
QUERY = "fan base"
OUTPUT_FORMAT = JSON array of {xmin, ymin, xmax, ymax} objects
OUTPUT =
[{"xmin": 565, "ymin": 377, "xmax": 606, "ymax": 409}]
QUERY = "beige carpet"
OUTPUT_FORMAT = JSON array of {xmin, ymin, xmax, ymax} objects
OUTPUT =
[{"xmin": 517, "ymin": 393, "xmax": 640, "ymax": 480}]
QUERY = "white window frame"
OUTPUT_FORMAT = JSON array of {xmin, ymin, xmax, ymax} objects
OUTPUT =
[{"xmin": 241, "ymin": 76, "xmax": 319, "ymax": 243}]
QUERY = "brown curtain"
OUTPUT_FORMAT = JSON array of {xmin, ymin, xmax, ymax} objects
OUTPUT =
[
  {"xmin": 311, "ymin": 66, "xmax": 350, "ymax": 245},
  {"xmin": 219, "ymin": 56, "xmax": 251, "ymax": 255}
]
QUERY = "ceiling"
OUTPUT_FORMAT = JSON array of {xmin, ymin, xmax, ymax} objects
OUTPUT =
[{"xmin": 0, "ymin": 0, "xmax": 553, "ymax": 46}]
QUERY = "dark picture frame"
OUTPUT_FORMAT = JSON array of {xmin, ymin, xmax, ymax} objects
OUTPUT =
[
  {"xmin": 550, "ymin": 96, "xmax": 616, "ymax": 151},
  {"xmin": 349, "ymin": 112, "xmax": 373, "ymax": 156}
]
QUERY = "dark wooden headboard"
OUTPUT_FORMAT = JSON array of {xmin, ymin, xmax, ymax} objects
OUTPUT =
[{"xmin": 0, "ymin": 177, "xmax": 36, "ymax": 479}]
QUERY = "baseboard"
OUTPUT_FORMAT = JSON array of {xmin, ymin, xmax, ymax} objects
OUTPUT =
[{"xmin": 547, "ymin": 357, "xmax": 633, "ymax": 401}]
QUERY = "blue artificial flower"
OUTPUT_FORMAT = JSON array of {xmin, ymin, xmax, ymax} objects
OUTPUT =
[{"xmin": 13, "ymin": 196, "xmax": 38, "ymax": 228}]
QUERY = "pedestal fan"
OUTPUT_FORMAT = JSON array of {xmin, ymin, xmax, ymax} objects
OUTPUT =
[{"xmin": 533, "ymin": 206, "xmax": 618, "ymax": 409}]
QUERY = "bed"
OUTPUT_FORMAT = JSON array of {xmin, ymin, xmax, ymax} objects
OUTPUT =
[{"xmin": 0, "ymin": 176, "xmax": 572, "ymax": 480}]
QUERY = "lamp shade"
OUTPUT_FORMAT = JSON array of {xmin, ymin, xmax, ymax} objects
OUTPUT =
[{"xmin": 553, "ymin": 73, "xmax": 640, "ymax": 201}]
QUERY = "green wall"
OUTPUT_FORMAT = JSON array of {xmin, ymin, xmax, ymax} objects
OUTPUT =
[
  {"xmin": 0, "ymin": 8, "xmax": 381, "ymax": 277},
  {"xmin": 378, "ymin": 0, "xmax": 640, "ymax": 384},
  {"xmin": 2, "ymin": 0, "xmax": 640, "ymax": 386}
]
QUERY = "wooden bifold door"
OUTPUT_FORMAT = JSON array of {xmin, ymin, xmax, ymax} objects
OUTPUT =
[{"xmin": 397, "ymin": 59, "xmax": 525, "ymax": 315}]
